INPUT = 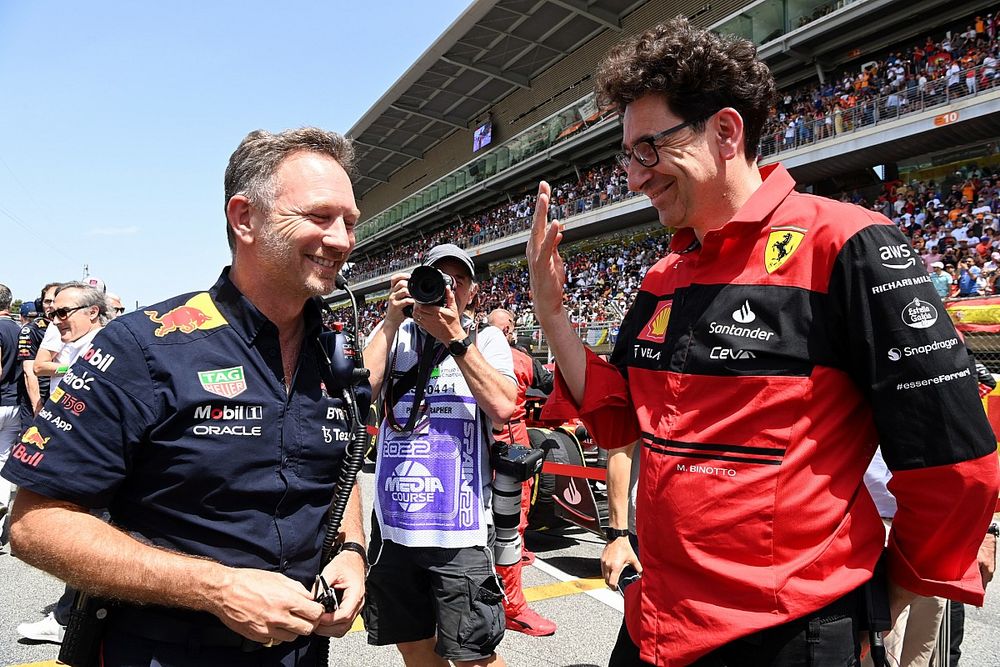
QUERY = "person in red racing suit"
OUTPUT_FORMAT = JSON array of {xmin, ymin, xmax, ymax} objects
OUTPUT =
[{"xmin": 526, "ymin": 18, "xmax": 1000, "ymax": 667}]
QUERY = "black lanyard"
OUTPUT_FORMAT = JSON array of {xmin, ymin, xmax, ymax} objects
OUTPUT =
[{"xmin": 383, "ymin": 326, "xmax": 451, "ymax": 433}]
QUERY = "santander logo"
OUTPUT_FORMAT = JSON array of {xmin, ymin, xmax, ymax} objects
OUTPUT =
[
  {"xmin": 732, "ymin": 301, "xmax": 756, "ymax": 324},
  {"xmin": 563, "ymin": 478, "xmax": 582, "ymax": 505}
]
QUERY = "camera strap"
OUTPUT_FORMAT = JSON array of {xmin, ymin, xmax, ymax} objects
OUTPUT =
[
  {"xmin": 383, "ymin": 323, "xmax": 476, "ymax": 433},
  {"xmin": 384, "ymin": 329, "xmax": 444, "ymax": 433}
]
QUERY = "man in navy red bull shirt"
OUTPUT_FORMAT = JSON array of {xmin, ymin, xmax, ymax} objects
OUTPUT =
[
  {"xmin": 2, "ymin": 127, "xmax": 368, "ymax": 666},
  {"xmin": 528, "ymin": 18, "xmax": 999, "ymax": 667}
]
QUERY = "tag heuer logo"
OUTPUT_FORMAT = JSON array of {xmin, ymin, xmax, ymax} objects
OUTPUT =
[{"xmin": 197, "ymin": 366, "xmax": 247, "ymax": 398}]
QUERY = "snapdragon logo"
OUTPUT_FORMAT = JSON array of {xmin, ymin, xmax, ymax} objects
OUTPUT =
[
  {"xmin": 887, "ymin": 337, "xmax": 959, "ymax": 361},
  {"xmin": 385, "ymin": 461, "xmax": 444, "ymax": 511}
]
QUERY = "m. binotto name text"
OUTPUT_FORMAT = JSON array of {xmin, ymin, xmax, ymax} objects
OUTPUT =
[{"xmin": 676, "ymin": 463, "xmax": 737, "ymax": 477}]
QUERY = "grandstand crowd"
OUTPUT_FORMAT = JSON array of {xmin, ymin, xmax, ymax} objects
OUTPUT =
[
  {"xmin": 343, "ymin": 155, "xmax": 1000, "ymax": 338},
  {"xmin": 348, "ymin": 12, "xmax": 1000, "ymax": 326},
  {"xmin": 344, "ymin": 159, "xmax": 635, "ymax": 285},
  {"xmin": 761, "ymin": 11, "xmax": 1000, "ymax": 155}
]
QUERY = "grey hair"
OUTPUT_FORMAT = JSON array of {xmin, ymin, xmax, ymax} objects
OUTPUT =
[
  {"xmin": 55, "ymin": 282, "xmax": 110, "ymax": 325},
  {"xmin": 0, "ymin": 284, "xmax": 11, "ymax": 311},
  {"xmin": 223, "ymin": 127, "xmax": 355, "ymax": 252}
]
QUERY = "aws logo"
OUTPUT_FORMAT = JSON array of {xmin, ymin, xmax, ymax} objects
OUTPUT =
[{"xmin": 636, "ymin": 300, "xmax": 672, "ymax": 343}]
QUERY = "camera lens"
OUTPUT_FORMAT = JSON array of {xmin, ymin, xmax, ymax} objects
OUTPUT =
[{"xmin": 409, "ymin": 266, "xmax": 451, "ymax": 306}]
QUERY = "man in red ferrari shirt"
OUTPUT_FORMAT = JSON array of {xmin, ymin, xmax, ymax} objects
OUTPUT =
[{"xmin": 527, "ymin": 17, "xmax": 999, "ymax": 667}]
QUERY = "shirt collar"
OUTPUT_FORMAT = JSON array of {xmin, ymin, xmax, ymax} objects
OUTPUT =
[
  {"xmin": 209, "ymin": 267, "xmax": 323, "ymax": 345},
  {"xmin": 668, "ymin": 163, "xmax": 797, "ymax": 252}
]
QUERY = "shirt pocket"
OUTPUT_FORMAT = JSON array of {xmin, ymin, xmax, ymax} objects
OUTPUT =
[{"xmin": 294, "ymin": 394, "xmax": 352, "ymax": 481}]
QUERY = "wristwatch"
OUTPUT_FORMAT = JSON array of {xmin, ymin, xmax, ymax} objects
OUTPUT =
[
  {"xmin": 604, "ymin": 526, "xmax": 630, "ymax": 542},
  {"xmin": 988, "ymin": 522, "xmax": 999, "ymax": 538},
  {"xmin": 448, "ymin": 334, "xmax": 473, "ymax": 357}
]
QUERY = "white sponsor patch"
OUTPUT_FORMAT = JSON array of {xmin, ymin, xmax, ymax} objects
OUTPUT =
[
  {"xmin": 901, "ymin": 298, "xmax": 938, "ymax": 329},
  {"xmin": 732, "ymin": 301, "xmax": 756, "ymax": 324},
  {"xmin": 879, "ymin": 243, "xmax": 916, "ymax": 270},
  {"xmin": 887, "ymin": 338, "xmax": 959, "ymax": 361}
]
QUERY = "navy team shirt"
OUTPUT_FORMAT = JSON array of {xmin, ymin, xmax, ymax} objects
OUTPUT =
[{"xmin": 2, "ymin": 269, "xmax": 358, "ymax": 594}]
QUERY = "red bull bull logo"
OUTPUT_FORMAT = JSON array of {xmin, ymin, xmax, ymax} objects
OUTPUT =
[
  {"xmin": 146, "ymin": 306, "xmax": 213, "ymax": 337},
  {"xmin": 144, "ymin": 293, "xmax": 228, "ymax": 337},
  {"xmin": 21, "ymin": 426, "xmax": 50, "ymax": 450}
]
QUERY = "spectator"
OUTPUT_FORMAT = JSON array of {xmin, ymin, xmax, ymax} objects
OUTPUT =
[
  {"xmin": 957, "ymin": 258, "xmax": 980, "ymax": 295},
  {"xmin": 930, "ymin": 261, "xmax": 952, "ymax": 297},
  {"xmin": 0, "ymin": 284, "xmax": 20, "ymax": 538},
  {"xmin": 16, "ymin": 282, "xmax": 59, "ymax": 431},
  {"xmin": 31, "ymin": 282, "xmax": 108, "ymax": 391}
]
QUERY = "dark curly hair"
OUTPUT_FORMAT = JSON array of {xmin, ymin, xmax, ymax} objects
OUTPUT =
[{"xmin": 596, "ymin": 17, "xmax": 776, "ymax": 158}]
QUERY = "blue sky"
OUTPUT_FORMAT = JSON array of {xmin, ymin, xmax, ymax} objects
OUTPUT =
[{"xmin": 0, "ymin": 0, "xmax": 470, "ymax": 309}]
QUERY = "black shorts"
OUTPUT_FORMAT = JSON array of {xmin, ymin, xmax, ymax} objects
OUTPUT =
[{"xmin": 363, "ymin": 528, "xmax": 505, "ymax": 661}]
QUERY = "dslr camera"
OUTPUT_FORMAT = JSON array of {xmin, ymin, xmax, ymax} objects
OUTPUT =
[
  {"xmin": 491, "ymin": 442, "xmax": 546, "ymax": 566},
  {"xmin": 409, "ymin": 266, "xmax": 453, "ymax": 306},
  {"xmin": 405, "ymin": 266, "xmax": 454, "ymax": 318}
]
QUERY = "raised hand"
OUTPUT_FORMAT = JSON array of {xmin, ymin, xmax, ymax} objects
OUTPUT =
[{"xmin": 527, "ymin": 181, "xmax": 567, "ymax": 323}]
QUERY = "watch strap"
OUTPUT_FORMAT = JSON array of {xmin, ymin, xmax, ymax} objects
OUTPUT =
[
  {"xmin": 449, "ymin": 334, "xmax": 473, "ymax": 357},
  {"xmin": 604, "ymin": 527, "xmax": 630, "ymax": 542},
  {"xmin": 337, "ymin": 541, "xmax": 369, "ymax": 572}
]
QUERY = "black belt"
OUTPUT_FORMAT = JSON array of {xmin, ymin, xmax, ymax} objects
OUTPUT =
[{"xmin": 107, "ymin": 606, "xmax": 268, "ymax": 652}]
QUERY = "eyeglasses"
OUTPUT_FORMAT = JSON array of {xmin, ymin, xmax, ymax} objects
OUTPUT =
[
  {"xmin": 615, "ymin": 113, "xmax": 713, "ymax": 170},
  {"xmin": 114, "ymin": 307, "xmax": 126, "ymax": 314},
  {"xmin": 51, "ymin": 305, "xmax": 90, "ymax": 320}
]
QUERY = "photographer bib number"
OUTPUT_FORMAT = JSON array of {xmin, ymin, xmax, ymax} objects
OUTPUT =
[{"xmin": 375, "ymin": 392, "xmax": 487, "ymax": 548}]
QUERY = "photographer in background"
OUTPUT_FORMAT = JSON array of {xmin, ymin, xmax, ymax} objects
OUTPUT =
[{"xmin": 363, "ymin": 243, "xmax": 517, "ymax": 667}]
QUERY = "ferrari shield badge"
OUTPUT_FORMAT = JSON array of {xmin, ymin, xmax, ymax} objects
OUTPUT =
[{"xmin": 764, "ymin": 226, "xmax": 806, "ymax": 274}]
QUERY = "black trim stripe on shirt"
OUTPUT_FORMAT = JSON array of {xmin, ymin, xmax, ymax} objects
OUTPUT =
[{"xmin": 642, "ymin": 432, "xmax": 785, "ymax": 466}]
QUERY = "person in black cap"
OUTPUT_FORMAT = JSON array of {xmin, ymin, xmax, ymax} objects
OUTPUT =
[{"xmin": 363, "ymin": 243, "xmax": 517, "ymax": 667}]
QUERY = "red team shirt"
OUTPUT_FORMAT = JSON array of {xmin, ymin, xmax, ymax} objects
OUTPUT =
[{"xmin": 544, "ymin": 164, "xmax": 1000, "ymax": 665}]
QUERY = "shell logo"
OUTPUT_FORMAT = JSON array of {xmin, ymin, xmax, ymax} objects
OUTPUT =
[{"xmin": 637, "ymin": 300, "xmax": 672, "ymax": 343}]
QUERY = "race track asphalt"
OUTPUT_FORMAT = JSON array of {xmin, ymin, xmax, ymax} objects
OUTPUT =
[{"xmin": 2, "ymin": 470, "xmax": 998, "ymax": 666}]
